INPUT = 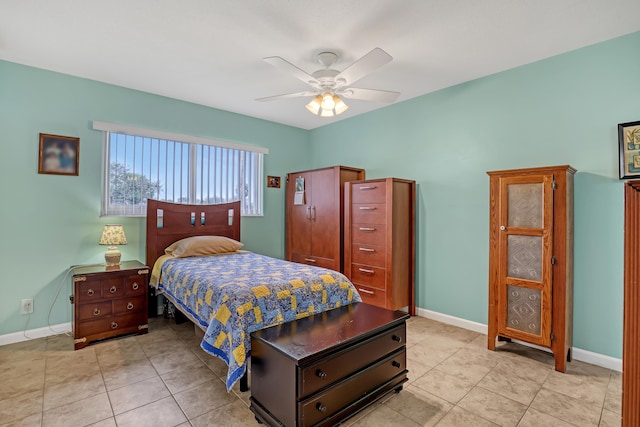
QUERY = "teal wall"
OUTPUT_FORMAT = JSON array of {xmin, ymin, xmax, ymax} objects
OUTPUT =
[
  {"xmin": 308, "ymin": 31, "xmax": 640, "ymax": 359},
  {"xmin": 0, "ymin": 60, "xmax": 309, "ymax": 336},
  {"xmin": 1, "ymin": 31, "xmax": 638, "ymax": 359}
]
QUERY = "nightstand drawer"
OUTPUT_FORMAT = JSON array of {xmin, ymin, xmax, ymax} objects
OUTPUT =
[
  {"xmin": 114, "ymin": 295, "xmax": 145, "ymax": 315},
  {"xmin": 78, "ymin": 313, "xmax": 146, "ymax": 337},
  {"xmin": 75, "ymin": 281, "xmax": 103, "ymax": 303},
  {"xmin": 77, "ymin": 301, "xmax": 112, "ymax": 320},
  {"xmin": 351, "ymin": 203, "xmax": 386, "ymax": 225},
  {"xmin": 350, "ymin": 182, "xmax": 386, "ymax": 204},
  {"xmin": 350, "ymin": 263, "xmax": 386, "ymax": 290},
  {"xmin": 102, "ymin": 278, "xmax": 126, "ymax": 298},
  {"xmin": 125, "ymin": 275, "xmax": 147, "ymax": 295},
  {"xmin": 299, "ymin": 323, "xmax": 405, "ymax": 397}
]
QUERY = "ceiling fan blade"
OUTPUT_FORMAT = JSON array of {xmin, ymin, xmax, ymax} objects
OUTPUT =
[
  {"xmin": 336, "ymin": 48, "xmax": 393, "ymax": 86},
  {"xmin": 264, "ymin": 56, "xmax": 319, "ymax": 87},
  {"xmin": 341, "ymin": 87, "xmax": 400, "ymax": 103},
  {"xmin": 255, "ymin": 91, "xmax": 318, "ymax": 102}
]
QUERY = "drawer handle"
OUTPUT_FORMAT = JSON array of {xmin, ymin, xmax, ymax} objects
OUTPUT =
[
  {"xmin": 87, "ymin": 289, "xmax": 95, "ymax": 296},
  {"xmin": 358, "ymin": 186, "xmax": 377, "ymax": 190},
  {"xmin": 392, "ymin": 335, "xmax": 402, "ymax": 343},
  {"xmin": 132, "ymin": 282, "xmax": 139, "ymax": 290},
  {"xmin": 127, "ymin": 302, "xmax": 134, "ymax": 310},
  {"xmin": 93, "ymin": 308, "xmax": 101, "ymax": 316},
  {"xmin": 109, "ymin": 286, "xmax": 117, "ymax": 294},
  {"xmin": 358, "ymin": 288, "xmax": 375, "ymax": 295},
  {"xmin": 304, "ymin": 258, "xmax": 317, "ymax": 263},
  {"xmin": 316, "ymin": 403, "xmax": 327, "ymax": 413},
  {"xmin": 359, "ymin": 247, "xmax": 375, "ymax": 252},
  {"xmin": 359, "ymin": 227, "xmax": 376, "ymax": 231},
  {"xmin": 110, "ymin": 322, "xmax": 118, "ymax": 329},
  {"xmin": 359, "ymin": 268, "xmax": 375, "ymax": 274},
  {"xmin": 316, "ymin": 370, "xmax": 327, "ymax": 379},
  {"xmin": 392, "ymin": 361, "xmax": 401, "ymax": 368},
  {"xmin": 359, "ymin": 206, "xmax": 376, "ymax": 211}
]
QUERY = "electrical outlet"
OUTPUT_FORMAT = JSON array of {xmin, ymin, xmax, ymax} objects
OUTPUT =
[{"xmin": 21, "ymin": 298, "xmax": 33, "ymax": 314}]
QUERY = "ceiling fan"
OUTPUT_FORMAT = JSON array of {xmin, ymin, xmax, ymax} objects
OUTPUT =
[{"xmin": 256, "ymin": 47, "xmax": 400, "ymax": 117}]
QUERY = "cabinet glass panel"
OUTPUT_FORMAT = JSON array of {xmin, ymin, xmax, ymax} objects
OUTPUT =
[
  {"xmin": 507, "ymin": 285, "xmax": 541, "ymax": 335},
  {"xmin": 507, "ymin": 183, "xmax": 543, "ymax": 228},
  {"xmin": 507, "ymin": 235, "xmax": 542, "ymax": 281}
]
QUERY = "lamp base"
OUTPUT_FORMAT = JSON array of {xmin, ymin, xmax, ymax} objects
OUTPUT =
[{"xmin": 104, "ymin": 246, "xmax": 121, "ymax": 266}]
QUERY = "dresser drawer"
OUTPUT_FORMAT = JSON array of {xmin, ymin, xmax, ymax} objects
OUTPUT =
[
  {"xmin": 299, "ymin": 348, "xmax": 406, "ymax": 426},
  {"xmin": 291, "ymin": 252, "xmax": 335, "ymax": 269},
  {"xmin": 77, "ymin": 313, "xmax": 146, "ymax": 337},
  {"xmin": 114, "ymin": 295, "xmax": 146, "ymax": 315},
  {"xmin": 350, "ymin": 182, "xmax": 386, "ymax": 204},
  {"xmin": 350, "ymin": 263, "xmax": 386, "ymax": 290},
  {"xmin": 77, "ymin": 301, "xmax": 112, "ymax": 321},
  {"xmin": 351, "ymin": 223, "xmax": 386, "ymax": 246},
  {"xmin": 351, "ymin": 203, "xmax": 386, "ymax": 225},
  {"xmin": 354, "ymin": 284, "xmax": 387, "ymax": 307},
  {"xmin": 102, "ymin": 278, "xmax": 126, "ymax": 298},
  {"xmin": 75, "ymin": 281, "xmax": 103, "ymax": 303},
  {"xmin": 299, "ymin": 323, "xmax": 405, "ymax": 397},
  {"xmin": 352, "ymin": 244, "xmax": 385, "ymax": 267}
]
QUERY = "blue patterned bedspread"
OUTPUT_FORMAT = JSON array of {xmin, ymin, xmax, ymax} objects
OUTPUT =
[{"xmin": 157, "ymin": 251, "xmax": 361, "ymax": 391}]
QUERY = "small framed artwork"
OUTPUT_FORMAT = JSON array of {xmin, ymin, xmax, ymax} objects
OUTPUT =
[
  {"xmin": 267, "ymin": 176, "xmax": 281, "ymax": 188},
  {"xmin": 38, "ymin": 133, "xmax": 80, "ymax": 176},
  {"xmin": 619, "ymin": 121, "xmax": 640, "ymax": 179}
]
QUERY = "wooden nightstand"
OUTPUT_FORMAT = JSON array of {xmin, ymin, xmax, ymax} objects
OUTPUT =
[{"xmin": 70, "ymin": 260, "xmax": 149, "ymax": 350}]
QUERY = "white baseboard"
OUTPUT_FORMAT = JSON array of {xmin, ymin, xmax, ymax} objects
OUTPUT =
[
  {"xmin": 417, "ymin": 307, "xmax": 622, "ymax": 372},
  {"xmin": 0, "ymin": 322, "xmax": 72, "ymax": 347}
]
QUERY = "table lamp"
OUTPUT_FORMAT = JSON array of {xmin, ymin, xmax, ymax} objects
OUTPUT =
[{"xmin": 99, "ymin": 224, "xmax": 127, "ymax": 266}]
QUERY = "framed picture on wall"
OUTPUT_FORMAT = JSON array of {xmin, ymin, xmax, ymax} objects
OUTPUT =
[
  {"xmin": 619, "ymin": 121, "xmax": 640, "ymax": 179},
  {"xmin": 38, "ymin": 133, "xmax": 80, "ymax": 176},
  {"xmin": 267, "ymin": 176, "xmax": 281, "ymax": 188}
]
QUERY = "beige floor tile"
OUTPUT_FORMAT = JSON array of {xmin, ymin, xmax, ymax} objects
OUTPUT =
[
  {"xmin": 101, "ymin": 358, "xmax": 158, "ymax": 391},
  {"xmin": 351, "ymin": 403, "xmax": 421, "ymax": 426},
  {"xmin": 412, "ymin": 367, "xmax": 476, "ymax": 403},
  {"xmin": 41, "ymin": 392, "xmax": 112, "ymax": 427},
  {"xmin": 404, "ymin": 354, "xmax": 434, "ymax": 386},
  {"xmin": 530, "ymin": 388, "xmax": 602, "ymax": 426},
  {"xmin": 160, "ymin": 359, "xmax": 218, "ymax": 394},
  {"xmin": 114, "ymin": 396, "xmax": 187, "ymax": 427},
  {"xmin": 190, "ymin": 400, "xmax": 255, "ymax": 427},
  {"xmin": 0, "ymin": 389, "xmax": 43, "ymax": 425},
  {"xmin": 604, "ymin": 371, "xmax": 622, "ymax": 415},
  {"xmin": 0, "ymin": 367, "xmax": 45, "ymax": 401},
  {"xmin": 87, "ymin": 417, "xmax": 117, "ymax": 427},
  {"xmin": 543, "ymin": 367, "xmax": 609, "ymax": 406},
  {"xmin": 517, "ymin": 407, "xmax": 575, "ymax": 427},
  {"xmin": 435, "ymin": 346, "xmax": 502, "ymax": 384},
  {"xmin": 108, "ymin": 376, "xmax": 171, "ymax": 415},
  {"xmin": 173, "ymin": 378, "xmax": 236, "ymax": 419},
  {"xmin": 599, "ymin": 408, "xmax": 622, "ymax": 427},
  {"xmin": 407, "ymin": 334, "xmax": 465, "ymax": 368},
  {"xmin": 478, "ymin": 357, "xmax": 551, "ymax": 405},
  {"xmin": 148, "ymin": 346, "xmax": 200, "ymax": 374},
  {"xmin": 0, "ymin": 411, "xmax": 43, "ymax": 427},
  {"xmin": 43, "ymin": 371, "xmax": 106, "ymax": 410},
  {"xmin": 457, "ymin": 386, "xmax": 527, "ymax": 427},
  {"xmin": 383, "ymin": 384, "xmax": 452, "ymax": 426},
  {"xmin": 435, "ymin": 405, "xmax": 499, "ymax": 427}
]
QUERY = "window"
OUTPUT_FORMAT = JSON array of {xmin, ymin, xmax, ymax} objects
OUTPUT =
[{"xmin": 93, "ymin": 121, "xmax": 267, "ymax": 217}]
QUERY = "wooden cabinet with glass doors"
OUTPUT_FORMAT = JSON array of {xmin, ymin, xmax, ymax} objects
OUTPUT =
[{"xmin": 487, "ymin": 165, "xmax": 575, "ymax": 372}]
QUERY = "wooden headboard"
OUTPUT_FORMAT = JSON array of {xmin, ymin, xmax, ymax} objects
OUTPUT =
[{"xmin": 145, "ymin": 199, "xmax": 241, "ymax": 269}]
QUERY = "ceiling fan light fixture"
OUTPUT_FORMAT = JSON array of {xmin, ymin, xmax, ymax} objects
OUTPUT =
[
  {"xmin": 320, "ymin": 92, "xmax": 335, "ymax": 110},
  {"xmin": 305, "ymin": 95, "xmax": 322, "ymax": 115},
  {"xmin": 320, "ymin": 108, "xmax": 334, "ymax": 118},
  {"xmin": 333, "ymin": 95, "xmax": 348, "ymax": 115}
]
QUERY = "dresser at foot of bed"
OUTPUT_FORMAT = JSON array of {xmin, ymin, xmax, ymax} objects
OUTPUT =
[{"xmin": 250, "ymin": 302, "xmax": 409, "ymax": 427}]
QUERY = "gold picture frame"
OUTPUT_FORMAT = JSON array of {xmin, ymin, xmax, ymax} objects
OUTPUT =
[
  {"xmin": 267, "ymin": 176, "xmax": 280, "ymax": 188},
  {"xmin": 38, "ymin": 133, "xmax": 80, "ymax": 176}
]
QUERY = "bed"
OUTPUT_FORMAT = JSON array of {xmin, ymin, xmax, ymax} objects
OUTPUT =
[{"xmin": 145, "ymin": 199, "xmax": 361, "ymax": 391}]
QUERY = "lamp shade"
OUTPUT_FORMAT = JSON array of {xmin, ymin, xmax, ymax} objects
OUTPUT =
[
  {"xmin": 99, "ymin": 224, "xmax": 127, "ymax": 245},
  {"xmin": 99, "ymin": 224, "xmax": 127, "ymax": 266}
]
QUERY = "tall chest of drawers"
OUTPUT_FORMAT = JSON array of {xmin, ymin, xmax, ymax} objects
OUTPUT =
[
  {"xmin": 344, "ymin": 178, "xmax": 416, "ymax": 315},
  {"xmin": 250, "ymin": 302, "xmax": 409, "ymax": 427},
  {"xmin": 70, "ymin": 260, "xmax": 149, "ymax": 350}
]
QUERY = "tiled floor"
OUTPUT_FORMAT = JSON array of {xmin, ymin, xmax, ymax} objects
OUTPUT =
[{"xmin": 0, "ymin": 315, "xmax": 621, "ymax": 426}]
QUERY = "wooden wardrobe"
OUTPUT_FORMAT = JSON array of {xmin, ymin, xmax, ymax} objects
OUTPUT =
[
  {"xmin": 286, "ymin": 166, "xmax": 365, "ymax": 273},
  {"xmin": 623, "ymin": 180, "xmax": 640, "ymax": 426},
  {"xmin": 487, "ymin": 165, "xmax": 575, "ymax": 373}
]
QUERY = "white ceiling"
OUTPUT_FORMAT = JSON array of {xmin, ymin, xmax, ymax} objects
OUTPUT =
[{"xmin": 2, "ymin": 1, "xmax": 640, "ymax": 130}]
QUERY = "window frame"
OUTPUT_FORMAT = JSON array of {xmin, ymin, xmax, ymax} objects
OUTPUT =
[{"xmin": 93, "ymin": 121, "xmax": 268, "ymax": 217}]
